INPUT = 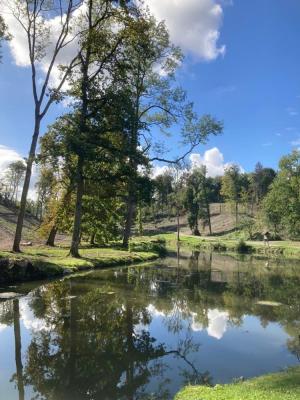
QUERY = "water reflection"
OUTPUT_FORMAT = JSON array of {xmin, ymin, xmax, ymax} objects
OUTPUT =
[{"xmin": 0, "ymin": 251, "xmax": 299, "ymax": 399}]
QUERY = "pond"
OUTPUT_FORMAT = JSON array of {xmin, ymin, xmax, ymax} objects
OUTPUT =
[{"xmin": 0, "ymin": 250, "xmax": 299, "ymax": 400}]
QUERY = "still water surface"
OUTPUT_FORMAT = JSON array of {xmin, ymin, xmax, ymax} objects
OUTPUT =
[{"xmin": 0, "ymin": 251, "xmax": 299, "ymax": 399}]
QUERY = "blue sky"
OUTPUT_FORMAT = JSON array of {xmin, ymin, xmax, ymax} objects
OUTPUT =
[{"xmin": 0, "ymin": 0, "xmax": 300, "ymax": 175}]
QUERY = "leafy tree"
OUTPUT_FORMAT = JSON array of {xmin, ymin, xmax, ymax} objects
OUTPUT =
[
  {"xmin": 119, "ymin": 9, "xmax": 223, "ymax": 247},
  {"xmin": 154, "ymin": 173, "xmax": 174, "ymax": 213},
  {"xmin": 263, "ymin": 150, "xmax": 300, "ymax": 238},
  {"xmin": 5, "ymin": 0, "xmax": 87, "ymax": 252},
  {"xmin": 35, "ymin": 166, "xmax": 57, "ymax": 220},
  {"xmin": 184, "ymin": 167, "xmax": 216, "ymax": 236},
  {"xmin": 221, "ymin": 164, "xmax": 242, "ymax": 226},
  {"xmin": 65, "ymin": 1, "xmax": 133, "ymax": 256},
  {"xmin": 251, "ymin": 162, "xmax": 276, "ymax": 204},
  {"xmin": 4, "ymin": 160, "xmax": 26, "ymax": 203}
]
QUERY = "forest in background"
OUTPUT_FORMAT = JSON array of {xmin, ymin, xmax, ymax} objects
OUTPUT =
[{"xmin": 1, "ymin": 1, "xmax": 300, "ymax": 256}]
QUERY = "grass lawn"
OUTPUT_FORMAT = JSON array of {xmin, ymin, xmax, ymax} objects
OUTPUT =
[
  {"xmin": 175, "ymin": 367, "xmax": 300, "ymax": 400},
  {"xmin": 0, "ymin": 243, "xmax": 160, "ymax": 282},
  {"xmin": 150, "ymin": 233, "xmax": 300, "ymax": 258}
]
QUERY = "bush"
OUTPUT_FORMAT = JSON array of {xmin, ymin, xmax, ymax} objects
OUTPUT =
[
  {"xmin": 129, "ymin": 239, "xmax": 167, "ymax": 256},
  {"xmin": 235, "ymin": 239, "xmax": 253, "ymax": 254}
]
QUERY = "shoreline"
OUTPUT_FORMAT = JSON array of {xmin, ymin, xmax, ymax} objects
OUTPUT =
[
  {"xmin": 152, "ymin": 233, "xmax": 300, "ymax": 260},
  {"xmin": 0, "ymin": 242, "xmax": 162, "ymax": 285},
  {"xmin": 174, "ymin": 367, "xmax": 300, "ymax": 400}
]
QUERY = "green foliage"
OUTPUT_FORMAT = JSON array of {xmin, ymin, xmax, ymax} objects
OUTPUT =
[
  {"xmin": 129, "ymin": 239, "xmax": 167, "ymax": 256},
  {"xmin": 175, "ymin": 367, "xmax": 300, "ymax": 400},
  {"xmin": 263, "ymin": 150, "xmax": 300, "ymax": 238},
  {"xmin": 0, "ymin": 15, "xmax": 10, "ymax": 61},
  {"xmin": 184, "ymin": 167, "xmax": 212, "ymax": 235},
  {"xmin": 235, "ymin": 239, "xmax": 253, "ymax": 254},
  {"xmin": 3, "ymin": 160, "xmax": 26, "ymax": 204}
]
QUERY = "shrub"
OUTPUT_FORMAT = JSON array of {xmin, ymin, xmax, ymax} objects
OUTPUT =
[
  {"xmin": 129, "ymin": 239, "xmax": 167, "ymax": 256},
  {"xmin": 236, "ymin": 239, "xmax": 252, "ymax": 254}
]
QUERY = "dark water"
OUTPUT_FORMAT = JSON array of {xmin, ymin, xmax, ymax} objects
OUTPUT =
[{"xmin": 0, "ymin": 251, "xmax": 300, "ymax": 400}]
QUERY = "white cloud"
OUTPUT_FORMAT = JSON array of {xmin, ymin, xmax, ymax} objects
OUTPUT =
[
  {"xmin": 190, "ymin": 147, "xmax": 242, "ymax": 177},
  {"xmin": 206, "ymin": 308, "xmax": 229, "ymax": 339},
  {"xmin": 151, "ymin": 165, "xmax": 172, "ymax": 178},
  {"xmin": 191, "ymin": 308, "xmax": 229, "ymax": 339},
  {"xmin": 20, "ymin": 297, "xmax": 52, "ymax": 332},
  {"xmin": 152, "ymin": 148, "xmax": 243, "ymax": 179},
  {"xmin": 1, "ymin": 0, "xmax": 84, "ymax": 87},
  {"xmin": 145, "ymin": 0, "xmax": 226, "ymax": 61},
  {"xmin": 0, "ymin": 144, "xmax": 24, "ymax": 172},
  {"xmin": 0, "ymin": 323, "xmax": 8, "ymax": 332}
]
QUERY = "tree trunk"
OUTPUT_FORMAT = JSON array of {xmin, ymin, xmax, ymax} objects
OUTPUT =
[
  {"xmin": 70, "ymin": 158, "xmax": 84, "ymax": 258},
  {"xmin": 123, "ymin": 193, "xmax": 136, "ymax": 249},
  {"xmin": 235, "ymin": 202, "xmax": 238, "ymax": 227},
  {"xmin": 176, "ymin": 207, "xmax": 180, "ymax": 242},
  {"xmin": 207, "ymin": 203, "xmax": 212, "ymax": 235},
  {"xmin": 46, "ymin": 225, "xmax": 58, "ymax": 247},
  {"xmin": 137, "ymin": 203, "xmax": 143, "ymax": 236},
  {"xmin": 90, "ymin": 231, "xmax": 96, "ymax": 246},
  {"xmin": 13, "ymin": 299, "xmax": 24, "ymax": 400},
  {"xmin": 13, "ymin": 117, "xmax": 41, "ymax": 252},
  {"xmin": 193, "ymin": 227, "xmax": 200, "ymax": 236}
]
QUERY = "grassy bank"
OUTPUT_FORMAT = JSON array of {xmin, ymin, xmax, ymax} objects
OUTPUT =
[
  {"xmin": 175, "ymin": 367, "xmax": 300, "ymax": 400},
  {"xmin": 0, "ymin": 239, "xmax": 164, "ymax": 284},
  {"xmin": 151, "ymin": 233, "xmax": 300, "ymax": 259}
]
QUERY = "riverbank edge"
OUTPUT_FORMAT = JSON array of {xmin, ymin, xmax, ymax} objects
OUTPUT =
[
  {"xmin": 152, "ymin": 233, "xmax": 300, "ymax": 259},
  {"xmin": 0, "ymin": 241, "xmax": 163, "ymax": 285},
  {"xmin": 174, "ymin": 367, "xmax": 300, "ymax": 400}
]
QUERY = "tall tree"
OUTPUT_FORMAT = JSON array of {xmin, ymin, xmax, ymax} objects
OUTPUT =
[
  {"xmin": 66, "ymin": 0, "xmax": 132, "ymax": 257},
  {"xmin": 4, "ymin": 0, "xmax": 85, "ymax": 252},
  {"xmin": 263, "ymin": 150, "xmax": 300, "ymax": 238},
  {"xmin": 5, "ymin": 160, "xmax": 26, "ymax": 203},
  {"xmin": 185, "ymin": 166, "xmax": 213, "ymax": 236},
  {"xmin": 120, "ymin": 9, "xmax": 223, "ymax": 247},
  {"xmin": 221, "ymin": 164, "xmax": 241, "ymax": 227},
  {"xmin": 251, "ymin": 162, "xmax": 276, "ymax": 204}
]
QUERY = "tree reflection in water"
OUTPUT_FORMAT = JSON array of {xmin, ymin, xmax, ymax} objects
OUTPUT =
[{"xmin": 0, "ymin": 251, "xmax": 299, "ymax": 399}]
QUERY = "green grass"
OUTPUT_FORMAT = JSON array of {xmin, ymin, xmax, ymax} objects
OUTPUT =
[
  {"xmin": 0, "ymin": 241, "xmax": 161, "ymax": 282},
  {"xmin": 149, "ymin": 233, "xmax": 300, "ymax": 259},
  {"xmin": 175, "ymin": 367, "xmax": 300, "ymax": 400}
]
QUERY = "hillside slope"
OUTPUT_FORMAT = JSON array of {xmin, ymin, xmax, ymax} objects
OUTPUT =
[
  {"xmin": 143, "ymin": 203, "xmax": 243, "ymax": 236},
  {"xmin": 0, "ymin": 203, "xmax": 39, "ymax": 249}
]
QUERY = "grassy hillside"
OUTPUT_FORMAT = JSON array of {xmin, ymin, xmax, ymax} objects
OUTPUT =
[
  {"xmin": 143, "ymin": 203, "xmax": 243, "ymax": 236},
  {"xmin": 0, "ymin": 202, "xmax": 39, "ymax": 249}
]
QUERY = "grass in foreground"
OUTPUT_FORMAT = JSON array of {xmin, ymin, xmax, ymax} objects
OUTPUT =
[{"xmin": 175, "ymin": 368, "xmax": 300, "ymax": 400}]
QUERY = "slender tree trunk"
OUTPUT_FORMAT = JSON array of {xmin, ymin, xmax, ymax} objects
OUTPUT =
[
  {"xmin": 137, "ymin": 203, "xmax": 143, "ymax": 236},
  {"xmin": 13, "ymin": 117, "xmax": 41, "ymax": 252},
  {"xmin": 207, "ymin": 202, "xmax": 212, "ymax": 235},
  {"xmin": 176, "ymin": 206, "xmax": 180, "ymax": 242},
  {"xmin": 70, "ymin": 158, "xmax": 84, "ymax": 258},
  {"xmin": 13, "ymin": 299, "xmax": 24, "ymax": 400},
  {"xmin": 123, "ymin": 192, "xmax": 136, "ymax": 249},
  {"xmin": 90, "ymin": 231, "xmax": 96, "ymax": 245},
  {"xmin": 35, "ymin": 192, "xmax": 40, "ymax": 219},
  {"xmin": 46, "ymin": 225, "xmax": 58, "ymax": 247},
  {"xmin": 235, "ymin": 201, "xmax": 238, "ymax": 227}
]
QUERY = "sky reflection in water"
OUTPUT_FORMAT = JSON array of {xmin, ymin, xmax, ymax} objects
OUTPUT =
[{"xmin": 0, "ymin": 251, "xmax": 299, "ymax": 400}]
